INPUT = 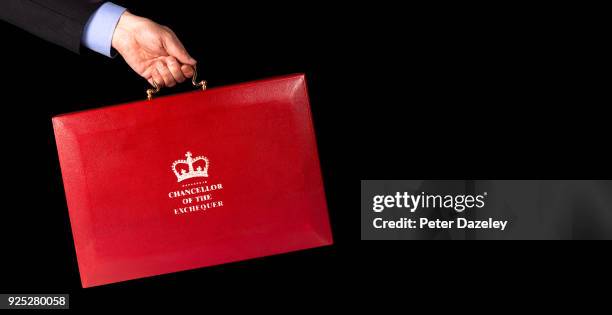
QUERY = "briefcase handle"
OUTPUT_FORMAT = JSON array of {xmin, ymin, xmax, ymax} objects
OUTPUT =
[{"xmin": 146, "ymin": 64, "xmax": 207, "ymax": 100}]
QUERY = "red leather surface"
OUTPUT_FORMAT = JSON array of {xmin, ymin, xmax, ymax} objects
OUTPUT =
[{"xmin": 52, "ymin": 74, "xmax": 332, "ymax": 288}]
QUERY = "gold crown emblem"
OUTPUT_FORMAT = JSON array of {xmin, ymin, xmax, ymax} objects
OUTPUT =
[{"xmin": 172, "ymin": 151, "xmax": 209, "ymax": 182}]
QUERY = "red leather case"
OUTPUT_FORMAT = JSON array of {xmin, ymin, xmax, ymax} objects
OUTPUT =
[{"xmin": 52, "ymin": 74, "xmax": 332, "ymax": 288}]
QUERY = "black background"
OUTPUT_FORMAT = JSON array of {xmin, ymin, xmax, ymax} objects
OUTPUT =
[{"xmin": 0, "ymin": 0, "xmax": 608, "ymax": 310}]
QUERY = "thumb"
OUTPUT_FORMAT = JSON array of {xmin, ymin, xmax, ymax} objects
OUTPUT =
[{"xmin": 163, "ymin": 31, "xmax": 197, "ymax": 65}]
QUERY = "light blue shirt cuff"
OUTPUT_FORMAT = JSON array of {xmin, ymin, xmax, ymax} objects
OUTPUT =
[{"xmin": 81, "ymin": 2, "xmax": 127, "ymax": 57}]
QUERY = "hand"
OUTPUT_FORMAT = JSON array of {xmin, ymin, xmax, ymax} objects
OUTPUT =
[{"xmin": 111, "ymin": 11, "xmax": 197, "ymax": 87}]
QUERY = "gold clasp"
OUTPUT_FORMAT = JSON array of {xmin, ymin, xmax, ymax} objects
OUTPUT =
[
  {"xmin": 191, "ymin": 64, "xmax": 207, "ymax": 91},
  {"xmin": 146, "ymin": 81, "xmax": 160, "ymax": 101}
]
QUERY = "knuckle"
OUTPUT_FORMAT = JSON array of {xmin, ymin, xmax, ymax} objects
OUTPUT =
[
  {"xmin": 168, "ymin": 61, "xmax": 179, "ymax": 70},
  {"xmin": 165, "ymin": 26, "xmax": 175, "ymax": 35}
]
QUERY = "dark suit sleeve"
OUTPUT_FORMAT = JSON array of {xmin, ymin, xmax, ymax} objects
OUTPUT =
[{"xmin": 0, "ymin": 0, "xmax": 104, "ymax": 53}]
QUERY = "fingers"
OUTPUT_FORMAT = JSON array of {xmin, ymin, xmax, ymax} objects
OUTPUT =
[
  {"xmin": 163, "ymin": 29, "xmax": 197, "ymax": 66},
  {"xmin": 156, "ymin": 60, "xmax": 176, "ymax": 87},
  {"xmin": 148, "ymin": 57, "xmax": 194, "ymax": 87},
  {"xmin": 181, "ymin": 64, "xmax": 194, "ymax": 78},
  {"xmin": 166, "ymin": 56, "xmax": 186, "ymax": 83},
  {"xmin": 149, "ymin": 68, "xmax": 164, "ymax": 88}
]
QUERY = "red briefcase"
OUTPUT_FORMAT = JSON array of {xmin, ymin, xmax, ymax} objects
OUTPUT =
[{"xmin": 52, "ymin": 74, "xmax": 332, "ymax": 288}]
